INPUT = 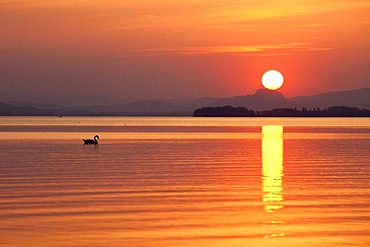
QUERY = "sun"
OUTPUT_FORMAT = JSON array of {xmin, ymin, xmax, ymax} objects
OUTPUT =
[{"xmin": 262, "ymin": 70, "xmax": 284, "ymax": 90}]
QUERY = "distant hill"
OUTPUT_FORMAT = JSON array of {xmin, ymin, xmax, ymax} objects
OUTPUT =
[
  {"xmin": 208, "ymin": 89, "xmax": 287, "ymax": 110},
  {"xmin": 0, "ymin": 102, "xmax": 47, "ymax": 115},
  {"xmin": 0, "ymin": 92, "xmax": 125, "ymax": 107},
  {"xmin": 194, "ymin": 106, "xmax": 256, "ymax": 117},
  {"xmin": 0, "ymin": 92, "xmax": 191, "ymax": 115},
  {"xmin": 287, "ymin": 87, "xmax": 370, "ymax": 109},
  {"xmin": 68, "ymin": 100, "xmax": 192, "ymax": 115},
  {"xmin": 4, "ymin": 101, "xmax": 65, "ymax": 110},
  {"xmin": 0, "ymin": 87, "xmax": 369, "ymax": 116},
  {"xmin": 181, "ymin": 87, "xmax": 370, "ymax": 110},
  {"xmin": 170, "ymin": 97, "xmax": 227, "ymax": 108}
]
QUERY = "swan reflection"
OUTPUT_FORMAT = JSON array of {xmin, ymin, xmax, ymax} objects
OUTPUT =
[{"xmin": 262, "ymin": 125, "xmax": 284, "ymax": 213}]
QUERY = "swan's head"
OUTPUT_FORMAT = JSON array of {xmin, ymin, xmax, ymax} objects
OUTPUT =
[{"xmin": 94, "ymin": 135, "xmax": 100, "ymax": 139}]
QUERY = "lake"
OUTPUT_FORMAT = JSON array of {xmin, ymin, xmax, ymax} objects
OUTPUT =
[{"xmin": 0, "ymin": 117, "xmax": 369, "ymax": 246}]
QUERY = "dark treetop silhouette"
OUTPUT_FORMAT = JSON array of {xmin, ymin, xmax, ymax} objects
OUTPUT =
[
  {"xmin": 193, "ymin": 106, "xmax": 370, "ymax": 117},
  {"xmin": 83, "ymin": 135, "xmax": 99, "ymax": 144}
]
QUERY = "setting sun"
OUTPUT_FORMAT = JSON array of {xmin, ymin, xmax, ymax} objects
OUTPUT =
[{"xmin": 262, "ymin": 70, "xmax": 284, "ymax": 90}]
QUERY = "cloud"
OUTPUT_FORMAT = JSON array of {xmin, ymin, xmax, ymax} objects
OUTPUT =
[{"xmin": 118, "ymin": 42, "xmax": 334, "ymax": 57}]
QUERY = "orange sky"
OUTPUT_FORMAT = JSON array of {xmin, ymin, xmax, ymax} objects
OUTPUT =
[{"xmin": 1, "ymin": 0, "xmax": 369, "ymax": 99}]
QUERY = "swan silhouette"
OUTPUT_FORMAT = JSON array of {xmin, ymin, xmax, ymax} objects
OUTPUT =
[{"xmin": 83, "ymin": 135, "xmax": 99, "ymax": 144}]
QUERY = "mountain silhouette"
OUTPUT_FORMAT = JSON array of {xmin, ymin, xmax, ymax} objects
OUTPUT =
[
  {"xmin": 1, "ymin": 87, "xmax": 369, "ymax": 116},
  {"xmin": 209, "ymin": 89, "xmax": 286, "ymax": 110},
  {"xmin": 287, "ymin": 87, "xmax": 370, "ymax": 109},
  {"xmin": 0, "ymin": 102, "xmax": 46, "ymax": 115},
  {"xmin": 0, "ymin": 92, "xmax": 125, "ymax": 107}
]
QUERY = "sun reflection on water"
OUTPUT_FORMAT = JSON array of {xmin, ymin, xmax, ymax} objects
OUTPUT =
[{"xmin": 262, "ymin": 125, "xmax": 284, "ymax": 238}]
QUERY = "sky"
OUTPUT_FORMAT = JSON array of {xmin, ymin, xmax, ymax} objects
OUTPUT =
[{"xmin": 1, "ymin": 0, "xmax": 369, "ymax": 99}]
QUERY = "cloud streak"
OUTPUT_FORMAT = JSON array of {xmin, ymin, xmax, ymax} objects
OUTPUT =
[{"xmin": 119, "ymin": 42, "xmax": 334, "ymax": 57}]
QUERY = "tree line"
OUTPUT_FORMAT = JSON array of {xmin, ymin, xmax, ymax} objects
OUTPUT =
[{"xmin": 193, "ymin": 105, "xmax": 370, "ymax": 117}]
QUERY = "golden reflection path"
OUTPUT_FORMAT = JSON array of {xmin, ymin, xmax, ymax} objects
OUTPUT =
[{"xmin": 262, "ymin": 125, "xmax": 284, "ymax": 238}]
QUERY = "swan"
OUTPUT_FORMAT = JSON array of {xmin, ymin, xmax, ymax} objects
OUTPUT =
[{"xmin": 83, "ymin": 135, "xmax": 99, "ymax": 144}]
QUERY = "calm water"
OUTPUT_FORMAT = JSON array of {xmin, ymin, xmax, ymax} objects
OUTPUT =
[{"xmin": 0, "ymin": 117, "xmax": 369, "ymax": 247}]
